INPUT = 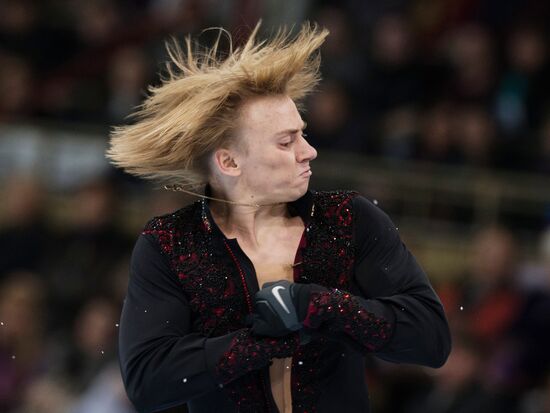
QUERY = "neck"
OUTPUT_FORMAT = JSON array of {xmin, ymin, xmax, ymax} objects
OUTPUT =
[{"xmin": 209, "ymin": 198, "xmax": 291, "ymax": 246}]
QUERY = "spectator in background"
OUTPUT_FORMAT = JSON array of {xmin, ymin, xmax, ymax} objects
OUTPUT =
[
  {"xmin": 11, "ymin": 375, "xmax": 74, "ymax": 413},
  {"xmin": 0, "ymin": 0, "xmax": 40, "ymax": 64},
  {"xmin": 106, "ymin": 46, "xmax": 151, "ymax": 123},
  {"xmin": 44, "ymin": 178, "xmax": 131, "ymax": 332},
  {"xmin": 403, "ymin": 337, "xmax": 507, "ymax": 413},
  {"xmin": 50, "ymin": 297, "xmax": 119, "ymax": 396},
  {"xmin": 363, "ymin": 14, "xmax": 424, "ymax": 115},
  {"xmin": 519, "ymin": 371, "xmax": 550, "ymax": 413},
  {"xmin": 69, "ymin": 362, "xmax": 134, "ymax": 413},
  {"xmin": 439, "ymin": 225, "xmax": 550, "ymax": 407},
  {"xmin": 414, "ymin": 100, "xmax": 460, "ymax": 164},
  {"xmin": 453, "ymin": 104, "xmax": 496, "ymax": 168},
  {"xmin": 495, "ymin": 25, "xmax": 549, "ymax": 139},
  {"xmin": 0, "ymin": 272, "xmax": 49, "ymax": 412},
  {"xmin": 0, "ymin": 54, "xmax": 34, "ymax": 119},
  {"xmin": 314, "ymin": 6, "xmax": 365, "ymax": 91},
  {"xmin": 379, "ymin": 105, "xmax": 417, "ymax": 161},
  {"xmin": 71, "ymin": 0, "xmax": 120, "ymax": 48},
  {"xmin": 306, "ymin": 81, "xmax": 364, "ymax": 152},
  {"xmin": 535, "ymin": 113, "xmax": 550, "ymax": 174},
  {"xmin": 517, "ymin": 226, "xmax": 550, "ymax": 292},
  {"xmin": 0, "ymin": 175, "xmax": 49, "ymax": 278},
  {"xmin": 445, "ymin": 24, "xmax": 497, "ymax": 103}
]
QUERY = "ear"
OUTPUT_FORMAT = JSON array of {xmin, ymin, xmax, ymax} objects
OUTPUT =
[{"xmin": 212, "ymin": 148, "xmax": 241, "ymax": 177}]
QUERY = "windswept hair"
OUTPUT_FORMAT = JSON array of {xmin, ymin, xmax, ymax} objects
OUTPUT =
[{"xmin": 106, "ymin": 22, "xmax": 328, "ymax": 186}]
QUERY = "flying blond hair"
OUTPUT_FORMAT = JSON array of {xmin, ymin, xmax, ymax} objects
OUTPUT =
[{"xmin": 106, "ymin": 22, "xmax": 328, "ymax": 187}]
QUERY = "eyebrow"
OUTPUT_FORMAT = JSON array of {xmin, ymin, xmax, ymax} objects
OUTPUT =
[{"xmin": 273, "ymin": 122, "xmax": 307, "ymax": 138}]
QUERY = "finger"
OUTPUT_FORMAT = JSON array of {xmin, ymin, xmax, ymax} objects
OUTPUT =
[{"xmin": 244, "ymin": 313, "xmax": 254, "ymax": 326}]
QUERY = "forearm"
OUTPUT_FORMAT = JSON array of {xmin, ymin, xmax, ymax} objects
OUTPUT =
[
  {"xmin": 209, "ymin": 329, "xmax": 300, "ymax": 385},
  {"xmin": 303, "ymin": 286, "xmax": 450, "ymax": 367},
  {"xmin": 121, "ymin": 326, "xmax": 299, "ymax": 412},
  {"xmin": 303, "ymin": 288, "xmax": 394, "ymax": 352}
]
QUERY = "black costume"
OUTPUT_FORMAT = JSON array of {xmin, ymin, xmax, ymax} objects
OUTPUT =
[{"xmin": 119, "ymin": 190, "xmax": 451, "ymax": 413}]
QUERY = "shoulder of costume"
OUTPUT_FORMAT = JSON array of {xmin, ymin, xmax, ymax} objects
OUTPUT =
[
  {"xmin": 311, "ymin": 189, "xmax": 359, "ymax": 209},
  {"xmin": 142, "ymin": 201, "xmax": 201, "ymax": 235}
]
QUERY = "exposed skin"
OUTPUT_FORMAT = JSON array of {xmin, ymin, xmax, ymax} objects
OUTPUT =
[
  {"xmin": 208, "ymin": 94, "xmax": 318, "ymax": 412},
  {"xmin": 208, "ymin": 94, "xmax": 318, "ymax": 249}
]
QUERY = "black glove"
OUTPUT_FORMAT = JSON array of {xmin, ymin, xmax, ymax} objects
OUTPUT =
[{"xmin": 250, "ymin": 280, "xmax": 327, "ymax": 337}]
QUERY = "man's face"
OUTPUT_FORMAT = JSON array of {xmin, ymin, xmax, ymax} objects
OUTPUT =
[{"xmin": 233, "ymin": 94, "xmax": 317, "ymax": 204}]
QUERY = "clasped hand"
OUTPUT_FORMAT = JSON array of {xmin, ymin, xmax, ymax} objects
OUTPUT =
[{"xmin": 249, "ymin": 280, "xmax": 326, "ymax": 337}]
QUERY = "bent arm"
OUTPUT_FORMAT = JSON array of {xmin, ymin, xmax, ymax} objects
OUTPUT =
[
  {"xmin": 119, "ymin": 235, "xmax": 298, "ymax": 413},
  {"xmin": 304, "ymin": 196, "xmax": 451, "ymax": 367}
]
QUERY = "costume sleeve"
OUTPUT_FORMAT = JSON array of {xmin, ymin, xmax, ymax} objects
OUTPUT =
[
  {"xmin": 119, "ymin": 234, "xmax": 299, "ymax": 413},
  {"xmin": 303, "ymin": 196, "xmax": 451, "ymax": 367}
]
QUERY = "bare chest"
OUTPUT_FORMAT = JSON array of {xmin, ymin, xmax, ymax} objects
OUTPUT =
[{"xmin": 239, "ymin": 224, "xmax": 304, "ymax": 289}]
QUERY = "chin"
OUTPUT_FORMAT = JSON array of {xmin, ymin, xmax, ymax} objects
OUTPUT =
[
  {"xmin": 259, "ymin": 181, "xmax": 309, "ymax": 204},
  {"xmin": 286, "ymin": 183, "xmax": 309, "ymax": 201}
]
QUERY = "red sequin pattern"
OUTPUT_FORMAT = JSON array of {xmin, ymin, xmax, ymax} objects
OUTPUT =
[
  {"xmin": 216, "ymin": 329, "xmax": 300, "ymax": 384},
  {"xmin": 303, "ymin": 289, "xmax": 393, "ymax": 352}
]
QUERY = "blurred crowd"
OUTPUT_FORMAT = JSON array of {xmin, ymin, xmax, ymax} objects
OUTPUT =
[
  {"xmin": 1, "ymin": 0, "xmax": 550, "ymax": 173},
  {"xmin": 0, "ymin": 175, "xmax": 189, "ymax": 413},
  {"xmin": 1, "ymin": 0, "xmax": 550, "ymax": 412}
]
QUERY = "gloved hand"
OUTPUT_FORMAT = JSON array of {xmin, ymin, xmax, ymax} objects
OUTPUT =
[{"xmin": 250, "ymin": 280, "xmax": 327, "ymax": 337}]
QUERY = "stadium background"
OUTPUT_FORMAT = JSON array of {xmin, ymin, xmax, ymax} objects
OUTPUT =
[{"xmin": 1, "ymin": 0, "xmax": 550, "ymax": 412}]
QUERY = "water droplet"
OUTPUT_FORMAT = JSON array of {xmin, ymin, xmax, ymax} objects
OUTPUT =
[
  {"xmin": 11, "ymin": 355, "xmax": 16, "ymax": 359},
  {"xmin": 183, "ymin": 378, "xmax": 187, "ymax": 383},
  {"xmin": 219, "ymin": 384, "xmax": 224, "ymax": 388},
  {"xmin": 400, "ymin": 307, "xmax": 405, "ymax": 311},
  {"xmin": 166, "ymin": 320, "xmax": 170, "ymax": 323},
  {"xmin": 100, "ymin": 350, "xmax": 105, "ymax": 355},
  {"xmin": 341, "ymin": 353, "xmax": 345, "ymax": 357},
  {"xmin": 0, "ymin": 321, "xmax": 4, "ymax": 326},
  {"xmin": 298, "ymin": 361, "xmax": 303, "ymax": 365},
  {"xmin": 286, "ymin": 365, "xmax": 290, "ymax": 369},
  {"xmin": 373, "ymin": 199, "xmax": 378, "ymax": 205},
  {"xmin": 144, "ymin": 309, "xmax": 148, "ymax": 313},
  {"xmin": 395, "ymin": 227, "xmax": 399, "ymax": 231},
  {"xmin": 459, "ymin": 306, "xmax": 464, "ymax": 311},
  {"xmin": 115, "ymin": 323, "xmax": 119, "ymax": 328}
]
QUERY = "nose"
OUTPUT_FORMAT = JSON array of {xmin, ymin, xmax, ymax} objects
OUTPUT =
[{"xmin": 296, "ymin": 134, "xmax": 318, "ymax": 163}]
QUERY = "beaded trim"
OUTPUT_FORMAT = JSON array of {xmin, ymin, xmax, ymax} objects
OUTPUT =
[
  {"xmin": 303, "ymin": 289, "xmax": 393, "ymax": 352},
  {"xmin": 142, "ymin": 190, "xmax": 363, "ymax": 412}
]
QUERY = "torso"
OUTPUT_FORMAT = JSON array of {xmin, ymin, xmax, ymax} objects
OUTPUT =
[{"xmin": 232, "ymin": 215, "xmax": 305, "ymax": 413}]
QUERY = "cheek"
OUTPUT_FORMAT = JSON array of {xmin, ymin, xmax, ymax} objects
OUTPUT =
[{"xmin": 246, "ymin": 154, "xmax": 295, "ymax": 185}]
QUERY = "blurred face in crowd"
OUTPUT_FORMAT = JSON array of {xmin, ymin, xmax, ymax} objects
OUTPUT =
[
  {"xmin": 213, "ymin": 94, "xmax": 317, "ymax": 205},
  {"xmin": 471, "ymin": 227, "xmax": 517, "ymax": 285}
]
